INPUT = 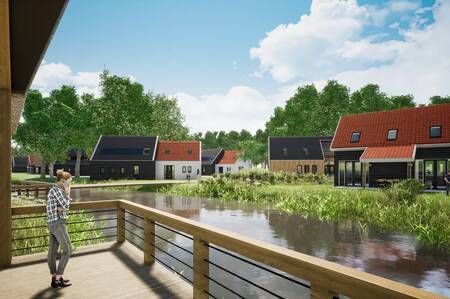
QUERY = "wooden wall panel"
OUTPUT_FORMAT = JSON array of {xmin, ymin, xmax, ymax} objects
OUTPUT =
[{"xmin": 269, "ymin": 160, "xmax": 326, "ymax": 175}]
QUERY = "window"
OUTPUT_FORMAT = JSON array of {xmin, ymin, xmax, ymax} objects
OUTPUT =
[
  {"xmin": 133, "ymin": 166, "xmax": 140, "ymax": 175},
  {"xmin": 227, "ymin": 167, "xmax": 232, "ymax": 172},
  {"xmin": 120, "ymin": 168, "xmax": 125, "ymax": 175},
  {"xmin": 182, "ymin": 166, "xmax": 186, "ymax": 173},
  {"xmin": 187, "ymin": 149, "xmax": 193, "ymax": 154},
  {"xmin": 282, "ymin": 148, "xmax": 288, "ymax": 156},
  {"xmin": 304, "ymin": 165, "xmax": 310, "ymax": 173},
  {"xmin": 350, "ymin": 132, "xmax": 360, "ymax": 143},
  {"xmin": 188, "ymin": 166, "xmax": 192, "ymax": 173},
  {"xmin": 110, "ymin": 167, "xmax": 115, "ymax": 174},
  {"xmin": 387, "ymin": 129, "xmax": 397, "ymax": 141},
  {"xmin": 430, "ymin": 126, "xmax": 441, "ymax": 138},
  {"xmin": 415, "ymin": 160, "xmax": 424, "ymax": 182},
  {"xmin": 297, "ymin": 165, "xmax": 302, "ymax": 174},
  {"xmin": 165, "ymin": 149, "xmax": 171, "ymax": 154},
  {"xmin": 100, "ymin": 167, "xmax": 105, "ymax": 174},
  {"xmin": 303, "ymin": 148, "xmax": 309, "ymax": 155},
  {"xmin": 238, "ymin": 166, "xmax": 244, "ymax": 171},
  {"xmin": 312, "ymin": 165, "xmax": 317, "ymax": 174},
  {"xmin": 143, "ymin": 148, "xmax": 151, "ymax": 156}
]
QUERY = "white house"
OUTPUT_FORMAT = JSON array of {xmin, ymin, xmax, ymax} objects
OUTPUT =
[
  {"xmin": 215, "ymin": 150, "xmax": 251, "ymax": 174},
  {"xmin": 155, "ymin": 141, "xmax": 201, "ymax": 180}
]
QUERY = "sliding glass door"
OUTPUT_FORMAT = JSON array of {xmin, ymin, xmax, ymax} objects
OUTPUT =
[{"xmin": 339, "ymin": 161, "xmax": 362, "ymax": 187}]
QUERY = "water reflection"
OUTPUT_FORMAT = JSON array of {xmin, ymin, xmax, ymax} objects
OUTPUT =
[{"xmin": 72, "ymin": 189, "xmax": 450, "ymax": 297}]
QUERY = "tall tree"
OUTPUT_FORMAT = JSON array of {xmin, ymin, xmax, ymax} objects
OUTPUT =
[{"xmin": 430, "ymin": 95, "xmax": 450, "ymax": 105}]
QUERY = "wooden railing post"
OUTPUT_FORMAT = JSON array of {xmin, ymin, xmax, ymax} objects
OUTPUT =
[
  {"xmin": 144, "ymin": 216, "xmax": 155, "ymax": 264},
  {"xmin": 117, "ymin": 207, "xmax": 125, "ymax": 243},
  {"xmin": 0, "ymin": 0, "xmax": 12, "ymax": 267},
  {"xmin": 311, "ymin": 283, "xmax": 336, "ymax": 299},
  {"xmin": 193, "ymin": 237, "xmax": 209, "ymax": 299}
]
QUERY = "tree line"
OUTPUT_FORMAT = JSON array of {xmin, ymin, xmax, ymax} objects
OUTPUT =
[
  {"xmin": 14, "ymin": 71, "xmax": 189, "ymax": 178},
  {"xmin": 14, "ymin": 74, "xmax": 450, "ymax": 175}
]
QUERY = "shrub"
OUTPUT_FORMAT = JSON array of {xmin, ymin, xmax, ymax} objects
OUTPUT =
[{"xmin": 384, "ymin": 179, "xmax": 424, "ymax": 205}]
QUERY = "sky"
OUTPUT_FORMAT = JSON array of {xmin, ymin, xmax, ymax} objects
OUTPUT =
[{"xmin": 33, "ymin": 0, "xmax": 449, "ymax": 134}]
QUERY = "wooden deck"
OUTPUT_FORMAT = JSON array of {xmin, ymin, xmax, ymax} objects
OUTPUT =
[{"xmin": 0, "ymin": 242, "xmax": 192, "ymax": 299}]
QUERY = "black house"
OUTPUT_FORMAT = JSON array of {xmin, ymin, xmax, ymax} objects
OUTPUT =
[
  {"xmin": 12, "ymin": 156, "xmax": 28, "ymax": 173},
  {"xmin": 90, "ymin": 136, "xmax": 158, "ymax": 180},
  {"xmin": 201, "ymin": 149, "xmax": 224, "ymax": 175},
  {"xmin": 331, "ymin": 104, "xmax": 450, "ymax": 189},
  {"xmin": 53, "ymin": 150, "xmax": 90, "ymax": 176}
]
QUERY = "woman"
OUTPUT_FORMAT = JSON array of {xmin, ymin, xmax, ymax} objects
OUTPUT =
[{"xmin": 46, "ymin": 169, "xmax": 73, "ymax": 288}]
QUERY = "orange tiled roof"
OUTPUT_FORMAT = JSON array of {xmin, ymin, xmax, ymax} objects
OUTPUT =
[
  {"xmin": 155, "ymin": 141, "xmax": 200, "ymax": 161},
  {"xmin": 28, "ymin": 155, "xmax": 43, "ymax": 165},
  {"xmin": 217, "ymin": 150, "xmax": 240, "ymax": 164},
  {"xmin": 331, "ymin": 104, "xmax": 450, "ymax": 149},
  {"xmin": 360, "ymin": 145, "xmax": 415, "ymax": 162}
]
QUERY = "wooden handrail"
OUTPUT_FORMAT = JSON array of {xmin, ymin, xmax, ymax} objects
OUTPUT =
[{"xmin": 11, "ymin": 199, "xmax": 446, "ymax": 299}]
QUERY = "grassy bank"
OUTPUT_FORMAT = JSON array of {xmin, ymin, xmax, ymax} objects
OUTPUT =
[
  {"xmin": 162, "ymin": 173, "xmax": 450, "ymax": 249},
  {"xmin": 12, "ymin": 197, "xmax": 107, "ymax": 256}
]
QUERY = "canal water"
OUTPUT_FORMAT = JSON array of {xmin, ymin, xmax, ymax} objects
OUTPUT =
[{"xmin": 71, "ymin": 189, "xmax": 450, "ymax": 298}]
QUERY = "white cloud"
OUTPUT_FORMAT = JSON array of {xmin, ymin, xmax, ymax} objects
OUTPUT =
[
  {"xmin": 250, "ymin": 0, "xmax": 450, "ymax": 103},
  {"xmin": 330, "ymin": 1, "xmax": 450, "ymax": 102},
  {"xmin": 173, "ymin": 86, "xmax": 275, "ymax": 133},
  {"xmin": 388, "ymin": 0, "xmax": 420, "ymax": 12},
  {"xmin": 32, "ymin": 61, "xmax": 101, "ymax": 96}
]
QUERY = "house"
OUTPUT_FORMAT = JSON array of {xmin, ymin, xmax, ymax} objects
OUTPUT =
[
  {"xmin": 53, "ymin": 150, "xmax": 90, "ymax": 176},
  {"xmin": 27, "ymin": 155, "xmax": 47, "ymax": 175},
  {"xmin": 331, "ymin": 104, "xmax": 450, "ymax": 189},
  {"xmin": 11, "ymin": 156, "xmax": 28, "ymax": 173},
  {"xmin": 201, "ymin": 148, "xmax": 224, "ymax": 175},
  {"xmin": 155, "ymin": 141, "xmax": 201, "ymax": 180},
  {"xmin": 90, "ymin": 136, "xmax": 158, "ymax": 180},
  {"xmin": 268, "ymin": 136, "xmax": 334, "ymax": 175},
  {"xmin": 215, "ymin": 150, "xmax": 251, "ymax": 174}
]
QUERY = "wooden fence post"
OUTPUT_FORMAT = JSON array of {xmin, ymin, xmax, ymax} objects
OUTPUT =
[
  {"xmin": 117, "ymin": 207, "xmax": 125, "ymax": 243},
  {"xmin": 144, "ymin": 216, "xmax": 155, "ymax": 264},
  {"xmin": 193, "ymin": 237, "xmax": 209, "ymax": 299}
]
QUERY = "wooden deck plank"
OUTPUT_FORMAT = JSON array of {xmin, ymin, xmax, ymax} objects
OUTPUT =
[{"xmin": 0, "ymin": 242, "xmax": 192, "ymax": 299}]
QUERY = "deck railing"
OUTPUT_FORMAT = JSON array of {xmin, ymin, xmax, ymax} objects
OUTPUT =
[{"xmin": 11, "ymin": 199, "xmax": 444, "ymax": 299}]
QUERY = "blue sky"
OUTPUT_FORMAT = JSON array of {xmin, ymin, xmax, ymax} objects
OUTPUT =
[{"xmin": 34, "ymin": 0, "xmax": 447, "ymax": 133}]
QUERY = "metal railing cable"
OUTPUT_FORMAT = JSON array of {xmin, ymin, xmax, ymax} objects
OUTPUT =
[
  {"xmin": 205, "ymin": 274, "xmax": 245, "ymax": 299},
  {"xmin": 208, "ymin": 244, "xmax": 310, "ymax": 289}
]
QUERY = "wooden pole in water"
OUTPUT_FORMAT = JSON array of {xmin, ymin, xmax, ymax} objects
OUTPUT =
[{"xmin": 0, "ymin": 0, "xmax": 12, "ymax": 266}]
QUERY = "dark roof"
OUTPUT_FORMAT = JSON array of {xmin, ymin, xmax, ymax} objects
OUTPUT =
[
  {"xmin": 320, "ymin": 140, "xmax": 333, "ymax": 157},
  {"xmin": 13, "ymin": 156, "xmax": 28, "ymax": 166},
  {"xmin": 201, "ymin": 149, "xmax": 224, "ymax": 165},
  {"xmin": 331, "ymin": 104, "xmax": 450, "ymax": 149},
  {"xmin": 269, "ymin": 136, "xmax": 333, "ymax": 160},
  {"xmin": 67, "ymin": 150, "xmax": 89, "ymax": 161},
  {"xmin": 91, "ymin": 136, "xmax": 158, "ymax": 161}
]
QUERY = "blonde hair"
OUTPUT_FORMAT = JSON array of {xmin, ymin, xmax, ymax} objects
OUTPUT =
[{"xmin": 56, "ymin": 169, "xmax": 72, "ymax": 182}]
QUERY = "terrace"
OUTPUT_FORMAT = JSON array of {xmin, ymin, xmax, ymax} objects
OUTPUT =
[{"xmin": 0, "ymin": 1, "xmax": 446, "ymax": 298}]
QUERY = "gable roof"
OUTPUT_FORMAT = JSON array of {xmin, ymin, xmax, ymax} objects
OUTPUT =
[
  {"xmin": 217, "ymin": 150, "xmax": 241, "ymax": 165},
  {"xmin": 201, "ymin": 149, "xmax": 224, "ymax": 165},
  {"xmin": 269, "ymin": 136, "xmax": 333, "ymax": 160},
  {"xmin": 13, "ymin": 156, "xmax": 28, "ymax": 166},
  {"xmin": 91, "ymin": 136, "xmax": 158, "ymax": 161},
  {"xmin": 331, "ymin": 104, "xmax": 450, "ymax": 150},
  {"xmin": 155, "ymin": 141, "xmax": 201, "ymax": 161},
  {"xmin": 320, "ymin": 140, "xmax": 333, "ymax": 157}
]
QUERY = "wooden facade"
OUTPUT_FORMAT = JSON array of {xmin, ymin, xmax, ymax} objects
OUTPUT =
[
  {"xmin": 270, "ymin": 159, "xmax": 325, "ymax": 175},
  {"xmin": 269, "ymin": 136, "xmax": 334, "ymax": 175}
]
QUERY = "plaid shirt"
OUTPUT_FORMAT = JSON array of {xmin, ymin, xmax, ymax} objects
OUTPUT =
[{"xmin": 46, "ymin": 185, "xmax": 71, "ymax": 223}]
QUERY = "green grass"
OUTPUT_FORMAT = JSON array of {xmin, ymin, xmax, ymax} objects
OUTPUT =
[
  {"xmin": 11, "ymin": 197, "xmax": 107, "ymax": 256},
  {"xmin": 162, "ymin": 178, "xmax": 450, "ymax": 249}
]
